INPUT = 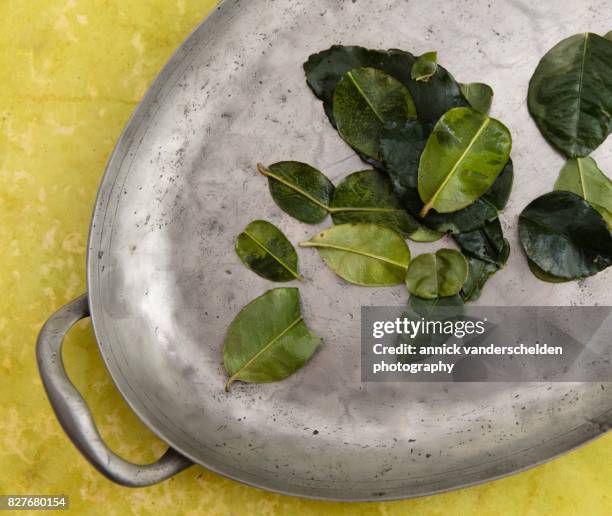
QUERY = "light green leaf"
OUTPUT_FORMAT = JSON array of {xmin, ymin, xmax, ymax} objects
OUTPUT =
[
  {"xmin": 528, "ymin": 32, "xmax": 612, "ymax": 157},
  {"xmin": 407, "ymin": 225, "xmax": 445, "ymax": 242},
  {"xmin": 300, "ymin": 223, "xmax": 410, "ymax": 286},
  {"xmin": 333, "ymin": 67, "xmax": 417, "ymax": 159},
  {"xmin": 411, "ymin": 51, "xmax": 438, "ymax": 82},
  {"xmin": 418, "ymin": 107, "xmax": 512, "ymax": 216},
  {"xmin": 460, "ymin": 82, "xmax": 494, "ymax": 113},
  {"xmin": 554, "ymin": 157, "xmax": 612, "ymax": 228},
  {"xmin": 405, "ymin": 249, "xmax": 468, "ymax": 299},
  {"xmin": 330, "ymin": 170, "xmax": 419, "ymax": 237},
  {"xmin": 235, "ymin": 220, "xmax": 303, "ymax": 282},
  {"xmin": 224, "ymin": 288, "xmax": 322, "ymax": 391},
  {"xmin": 258, "ymin": 162, "xmax": 334, "ymax": 224}
]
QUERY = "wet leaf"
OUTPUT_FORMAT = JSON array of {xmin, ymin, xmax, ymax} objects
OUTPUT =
[
  {"xmin": 519, "ymin": 191, "xmax": 612, "ymax": 279},
  {"xmin": 460, "ymin": 82, "xmax": 493, "ymax": 113},
  {"xmin": 411, "ymin": 51, "xmax": 438, "ymax": 82},
  {"xmin": 528, "ymin": 32, "xmax": 612, "ymax": 157},
  {"xmin": 235, "ymin": 220, "xmax": 303, "ymax": 282},
  {"xmin": 224, "ymin": 288, "xmax": 322, "ymax": 391},
  {"xmin": 330, "ymin": 170, "xmax": 419, "ymax": 237},
  {"xmin": 460, "ymin": 257, "xmax": 498, "ymax": 302},
  {"xmin": 405, "ymin": 249, "xmax": 468, "ymax": 299},
  {"xmin": 300, "ymin": 223, "xmax": 410, "ymax": 286},
  {"xmin": 304, "ymin": 45, "xmax": 468, "ymax": 124},
  {"xmin": 258, "ymin": 162, "xmax": 334, "ymax": 223},
  {"xmin": 418, "ymin": 107, "xmax": 512, "ymax": 216},
  {"xmin": 381, "ymin": 120, "xmax": 509, "ymax": 234},
  {"xmin": 528, "ymin": 259, "xmax": 570, "ymax": 283},
  {"xmin": 554, "ymin": 157, "xmax": 612, "ymax": 228},
  {"xmin": 453, "ymin": 218, "xmax": 510, "ymax": 267},
  {"xmin": 333, "ymin": 67, "xmax": 416, "ymax": 159}
]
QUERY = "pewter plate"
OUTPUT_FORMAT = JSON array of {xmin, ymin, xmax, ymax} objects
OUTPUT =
[{"xmin": 87, "ymin": 0, "xmax": 612, "ymax": 500}]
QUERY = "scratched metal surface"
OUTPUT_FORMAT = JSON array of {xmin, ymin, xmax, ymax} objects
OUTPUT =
[{"xmin": 86, "ymin": 0, "xmax": 612, "ymax": 500}]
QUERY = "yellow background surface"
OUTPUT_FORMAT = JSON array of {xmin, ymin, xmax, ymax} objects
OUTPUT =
[{"xmin": 0, "ymin": 1, "xmax": 610, "ymax": 514}]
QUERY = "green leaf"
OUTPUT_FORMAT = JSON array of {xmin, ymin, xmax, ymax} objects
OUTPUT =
[
  {"xmin": 519, "ymin": 191, "xmax": 612, "ymax": 279},
  {"xmin": 527, "ymin": 259, "xmax": 571, "ymax": 283},
  {"xmin": 258, "ymin": 162, "xmax": 334, "ymax": 223},
  {"xmin": 418, "ymin": 107, "xmax": 512, "ymax": 216},
  {"xmin": 223, "ymin": 288, "xmax": 322, "ymax": 391},
  {"xmin": 605, "ymin": 30, "xmax": 612, "ymax": 41},
  {"xmin": 407, "ymin": 225, "xmax": 445, "ymax": 243},
  {"xmin": 459, "ymin": 82, "xmax": 494, "ymax": 113},
  {"xmin": 409, "ymin": 294, "xmax": 464, "ymax": 318},
  {"xmin": 554, "ymin": 157, "xmax": 612, "ymax": 228},
  {"xmin": 528, "ymin": 32, "xmax": 612, "ymax": 157},
  {"xmin": 300, "ymin": 223, "xmax": 410, "ymax": 286},
  {"xmin": 333, "ymin": 67, "xmax": 416, "ymax": 160},
  {"xmin": 483, "ymin": 158, "xmax": 514, "ymax": 210},
  {"xmin": 380, "ymin": 120, "xmax": 509, "ymax": 234},
  {"xmin": 330, "ymin": 170, "xmax": 419, "ymax": 237},
  {"xmin": 411, "ymin": 51, "xmax": 438, "ymax": 82},
  {"xmin": 405, "ymin": 249, "xmax": 468, "ymax": 299},
  {"xmin": 303, "ymin": 45, "xmax": 468, "ymax": 124},
  {"xmin": 460, "ymin": 257, "xmax": 499, "ymax": 302},
  {"xmin": 453, "ymin": 218, "xmax": 510, "ymax": 267},
  {"xmin": 235, "ymin": 220, "xmax": 303, "ymax": 282}
]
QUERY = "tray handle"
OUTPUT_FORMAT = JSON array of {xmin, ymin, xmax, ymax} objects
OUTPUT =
[{"xmin": 36, "ymin": 294, "xmax": 193, "ymax": 487}]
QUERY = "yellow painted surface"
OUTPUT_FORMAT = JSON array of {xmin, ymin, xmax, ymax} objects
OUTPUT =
[{"xmin": 0, "ymin": 1, "xmax": 610, "ymax": 514}]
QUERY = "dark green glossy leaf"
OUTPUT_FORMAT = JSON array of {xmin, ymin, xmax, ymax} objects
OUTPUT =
[
  {"xmin": 411, "ymin": 51, "xmax": 438, "ymax": 82},
  {"xmin": 460, "ymin": 257, "xmax": 498, "ymax": 302},
  {"xmin": 258, "ymin": 162, "xmax": 334, "ymax": 223},
  {"xmin": 528, "ymin": 32, "xmax": 612, "ymax": 157},
  {"xmin": 235, "ymin": 220, "xmax": 303, "ymax": 282},
  {"xmin": 380, "ymin": 119, "xmax": 428, "ymax": 196},
  {"xmin": 300, "ymin": 223, "xmax": 410, "ymax": 286},
  {"xmin": 333, "ymin": 67, "xmax": 416, "ymax": 159},
  {"xmin": 453, "ymin": 218, "xmax": 510, "ymax": 267},
  {"xmin": 223, "ymin": 288, "xmax": 322, "ymax": 391},
  {"xmin": 483, "ymin": 158, "xmax": 513, "ymax": 210},
  {"xmin": 460, "ymin": 82, "xmax": 493, "ymax": 113},
  {"xmin": 380, "ymin": 119, "xmax": 507, "ymax": 234},
  {"xmin": 554, "ymin": 157, "xmax": 612, "ymax": 228},
  {"xmin": 418, "ymin": 107, "xmax": 512, "ymax": 216},
  {"xmin": 330, "ymin": 170, "xmax": 419, "ymax": 237},
  {"xmin": 405, "ymin": 249, "xmax": 468, "ymax": 299},
  {"xmin": 303, "ymin": 45, "xmax": 468, "ymax": 124},
  {"xmin": 528, "ymin": 259, "xmax": 570, "ymax": 283},
  {"xmin": 519, "ymin": 191, "xmax": 612, "ymax": 279}
]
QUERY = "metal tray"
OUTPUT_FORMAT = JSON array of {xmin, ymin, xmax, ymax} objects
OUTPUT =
[{"xmin": 37, "ymin": 0, "xmax": 611, "ymax": 501}]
